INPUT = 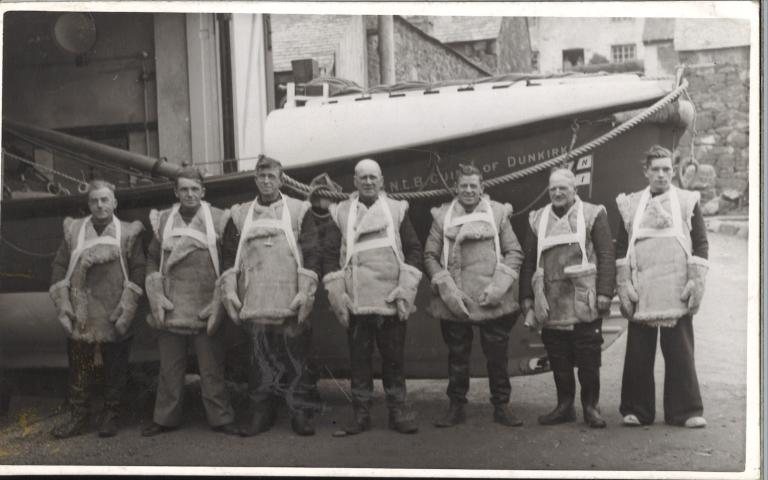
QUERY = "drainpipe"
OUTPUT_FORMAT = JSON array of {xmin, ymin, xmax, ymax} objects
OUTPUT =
[{"xmin": 377, "ymin": 15, "xmax": 396, "ymax": 85}]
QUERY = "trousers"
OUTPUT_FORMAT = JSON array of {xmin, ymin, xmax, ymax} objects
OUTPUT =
[
  {"xmin": 440, "ymin": 315, "xmax": 515, "ymax": 405},
  {"xmin": 153, "ymin": 329, "xmax": 234, "ymax": 427},
  {"xmin": 66, "ymin": 336, "xmax": 132, "ymax": 416},
  {"xmin": 541, "ymin": 318, "xmax": 603, "ymax": 372},
  {"xmin": 348, "ymin": 314, "xmax": 407, "ymax": 409},
  {"xmin": 620, "ymin": 315, "xmax": 703, "ymax": 425},
  {"xmin": 246, "ymin": 321, "xmax": 316, "ymax": 413}
]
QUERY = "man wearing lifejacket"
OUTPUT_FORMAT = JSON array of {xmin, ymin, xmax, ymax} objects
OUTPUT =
[
  {"xmin": 520, "ymin": 169, "xmax": 615, "ymax": 429},
  {"xmin": 615, "ymin": 145, "xmax": 708, "ymax": 428},
  {"xmin": 49, "ymin": 180, "xmax": 146, "ymax": 438},
  {"xmin": 141, "ymin": 167, "xmax": 238, "ymax": 437},
  {"xmin": 324, "ymin": 158, "xmax": 424, "ymax": 436},
  {"xmin": 423, "ymin": 164, "xmax": 525, "ymax": 428},
  {"xmin": 220, "ymin": 155, "xmax": 322, "ymax": 437}
]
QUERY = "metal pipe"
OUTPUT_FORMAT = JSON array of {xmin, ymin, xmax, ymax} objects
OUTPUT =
[
  {"xmin": 377, "ymin": 15, "xmax": 396, "ymax": 85},
  {"xmin": 3, "ymin": 118, "xmax": 182, "ymax": 179}
]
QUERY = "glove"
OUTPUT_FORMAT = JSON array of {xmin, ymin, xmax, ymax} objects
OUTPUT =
[
  {"xmin": 289, "ymin": 268, "xmax": 319, "ymax": 324},
  {"xmin": 202, "ymin": 279, "xmax": 224, "ymax": 336},
  {"xmin": 145, "ymin": 272, "xmax": 174, "ymax": 328},
  {"xmin": 479, "ymin": 263, "xmax": 518, "ymax": 307},
  {"xmin": 49, "ymin": 280, "xmax": 75, "ymax": 335},
  {"xmin": 532, "ymin": 268, "xmax": 549, "ymax": 322},
  {"xmin": 110, "ymin": 281, "xmax": 143, "ymax": 336},
  {"xmin": 219, "ymin": 268, "xmax": 242, "ymax": 325},
  {"xmin": 323, "ymin": 271, "xmax": 351, "ymax": 328},
  {"xmin": 385, "ymin": 264, "xmax": 423, "ymax": 321},
  {"xmin": 431, "ymin": 270, "xmax": 469, "ymax": 320},
  {"xmin": 680, "ymin": 256, "xmax": 709, "ymax": 315},
  {"xmin": 616, "ymin": 258, "xmax": 638, "ymax": 320}
]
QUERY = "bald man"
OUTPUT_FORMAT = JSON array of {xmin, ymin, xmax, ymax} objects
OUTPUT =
[
  {"xmin": 323, "ymin": 159, "xmax": 424, "ymax": 435},
  {"xmin": 520, "ymin": 169, "xmax": 615, "ymax": 429}
]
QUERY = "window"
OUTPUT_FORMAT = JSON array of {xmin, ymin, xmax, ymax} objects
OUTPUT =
[
  {"xmin": 562, "ymin": 48, "xmax": 584, "ymax": 71},
  {"xmin": 611, "ymin": 44, "xmax": 636, "ymax": 64}
]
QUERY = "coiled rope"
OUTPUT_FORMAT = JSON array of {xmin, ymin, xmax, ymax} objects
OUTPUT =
[{"xmin": 281, "ymin": 79, "xmax": 689, "ymax": 201}]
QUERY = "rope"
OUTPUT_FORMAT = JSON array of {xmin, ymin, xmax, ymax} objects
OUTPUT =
[
  {"xmin": 281, "ymin": 79, "xmax": 689, "ymax": 201},
  {"xmin": 2, "ymin": 150, "xmax": 89, "ymax": 188}
]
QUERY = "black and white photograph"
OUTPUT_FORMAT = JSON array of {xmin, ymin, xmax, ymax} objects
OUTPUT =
[{"xmin": 0, "ymin": 1, "xmax": 760, "ymax": 477}]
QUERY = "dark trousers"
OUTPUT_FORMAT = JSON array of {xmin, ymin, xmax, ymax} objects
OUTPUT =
[
  {"xmin": 153, "ymin": 330, "xmax": 234, "ymax": 427},
  {"xmin": 66, "ymin": 336, "xmax": 132, "ymax": 416},
  {"xmin": 620, "ymin": 315, "xmax": 703, "ymax": 425},
  {"xmin": 347, "ymin": 314, "xmax": 407, "ymax": 409},
  {"xmin": 440, "ymin": 315, "xmax": 515, "ymax": 405},
  {"xmin": 246, "ymin": 322, "xmax": 315, "ymax": 414},
  {"xmin": 541, "ymin": 318, "xmax": 603, "ymax": 372}
]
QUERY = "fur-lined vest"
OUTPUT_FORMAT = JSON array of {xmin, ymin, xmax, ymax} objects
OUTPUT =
[
  {"xmin": 62, "ymin": 216, "xmax": 144, "ymax": 343},
  {"xmin": 230, "ymin": 195, "xmax": 310, "ymax": 324},
  {"xmin": 149, "ymin": 203, "xmax": 228, "ymax": 334},
  {"xmin": 330, "ymin": 193, "xmax": 408, "ymax": 316},
  {"xmin": 529, "ymin": 199, "xmax": 603, "ymax": 328},
  {"xmin": 427, "ymin": 198, "xmax": 519, "ymax": 321},
  {"xmin": 616, "ymin": 186, "xmax": 699, "ymax": 325}
]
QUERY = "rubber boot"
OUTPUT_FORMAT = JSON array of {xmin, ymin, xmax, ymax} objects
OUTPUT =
[
  {"xmin": 538, "ymin": 370, "xmax": 577, "ymax": 425},
  {"xmin": 336, "ymin": 403, "xmax": 371, "ymax": 436},
  {"xmin": 389, "ymin": 406, "xmax": 418, "ymax": 434},
  {"xmin": 579, "ymin": 368, "xmax": 607, "ymax": 429},
  {"xmin": 98, "ymin": 408, "xmax": 119, "ymax": 438},
  {"xmin": 290, "ymin": 410, "xmax": 315, "ymax": 436},
  {"xmin": 239, "ymin": 398, "xmax": 278, "ymax": 437},
  {"xmin": 434, "ymin": 401, "xmax": 466, "ymax": 428},
  {"xmin": 493, "ymin": 404, "xmax": 523, "ymax": 427},
  {"xmin": 52, "ymin": 408, "xmax": 89, "ymax": 439}
]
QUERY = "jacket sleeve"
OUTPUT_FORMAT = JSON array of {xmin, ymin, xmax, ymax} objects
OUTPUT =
[
  {"xmin": 399, "ymin": 213, "xmax": 423, "ymax": 271},
  {"xmin": 322, "ymin": 218, "xmax": 342, "ymax": 275},
  {"xmin": 615, "ymin": 220, "xmax": 629, "ymax": 259},
  {"xmin": 299, "ymin": 212, "xmax": 322, "ymax": 277},
  {"xmin": 499, "ymin": 214, "xmax": 524, "ymax": 272},
  {"xmin": 127, "ymin": 237, "xmax": 146, "ymax": 287},
  {"xmin": 422, "ymin": 217, "xmax": 444, "ymax": 280},
  {"xmin": 146, "ymin": 237, "xmax": 161, "ymax": 275},
  {"xmin": 591, "ymin": 209, "xmax": 616, "ymax": 298},
  {"xmin": 690, "ymin": 202, "xmax": 708, "ymax": 259},
  {"xmin": 50, "ymin": 240, "xmax": 71, "ymax": 285},
  {"xmin": 220, "ymin": 218, "xmax": 239, "ymax": 272},
  {"xmin": 519, "ymin": 223, "xmax": 538, "ymax": 301}
]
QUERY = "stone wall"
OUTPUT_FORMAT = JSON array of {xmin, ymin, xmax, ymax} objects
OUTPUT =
[
  {"xmin": 367, "ymin": 16, "xmax": 489, "ymax": 86},
  {"xmin": 497, "ymin": 17, "xmax": 534, "ymax": 73},
  {"xmin": 675, "ymin": 53, "xmax": 749, "ymax": 199}
]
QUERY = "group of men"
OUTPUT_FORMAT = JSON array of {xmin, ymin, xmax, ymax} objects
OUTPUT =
[{"xmin": 48, "ymin": 145, "xmax": 709, "ymax": 440}]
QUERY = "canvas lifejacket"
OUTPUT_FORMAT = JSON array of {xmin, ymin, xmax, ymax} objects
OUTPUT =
[
  {"xmin": 63, "ymin": 215, "xmax": 144, "ymax": 343},
  {"xmin": 330, "ymin": 192, "xmax": 408, "ymax": 316},
  {"xmin": 616, "ymin": 186, "xmax": 699, "ymax": 325},
  {"xmin": 427, "ymin": 197, "xmax": 518, "ymax": 321},
  {"xmin": 230, "ymin": 194, "xmax": 310, "ymax": 324},
  {"xmin": 529, "ymin": 197, "xmax": 603, "ymax": 328},
  {"xmin": 149, "ymin": 202, "xmax": 228, "ymax": 334}
]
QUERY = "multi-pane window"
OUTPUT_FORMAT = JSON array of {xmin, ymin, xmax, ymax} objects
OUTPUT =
[{"xmin": 611, "ymin": 44, "xmax": 636, "ymax": 63}]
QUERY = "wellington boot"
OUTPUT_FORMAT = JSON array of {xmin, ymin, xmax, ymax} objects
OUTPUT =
[
  {"xmin": 239, "ymin": 399, "xmax": 278, "ymax": 437},
  {"xmin": 290, "ymin": 410, "xmax": 315, "ymax": 436},
  {"xmin": 493, "ymin": 404, "xmax": 523, "ymax": 427},
  {"xmin": 538, "ymin": 370, "xmax": 576, "ymax": 425},
  {"xmin": 389, "ymin": 407, "xmax": 418, "ymax": 434},
  {"xmin": 52, "ymin": 411, "xmax": 89, "ymax": 439},
  {"xmin": 434, "ymin": 402, "xmax": 466, "ymax": 428},
  {"xmin": 333, "ymin": 406, "xmax": 371, "ymax": 437},
  {"xmin": 579, "ymin": 368, "xmax": 607, "ymax": 429}
]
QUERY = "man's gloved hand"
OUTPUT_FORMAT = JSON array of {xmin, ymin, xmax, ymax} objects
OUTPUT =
[
  {"xmin": 432, "ymin": 270, "xmax": 470, "ymax": 320},
  {"xmin": 386, "ymin": 264, "xmax": 423, "ymax": 321},
  {"xmin": 479, "ymin": 263, "xmax": 517, "ymax": 307},
  {"xmin": 324, "ymin": 271, "xmax": 352, "ymax": 328},
  {"xmin": 219, "ymin": 268, "xmax": 242, "ymax": 325},
  {"xmin": 110, "ymin": 281, "xmax": 143, "ymax": 336},
  {"xmin": 49, "ymin": 280, "xmax": 75, "ymax": 335},
  {"xmin": 200, "ymin": 282, "xmax": 224, "ymax": 336},
  {"xmin": 532, "ymin": 268, "xmax": 549, "ymax": 322},
  {"xmin": 289, "ymin": 268, "xmax": 319, "ymax": 324},
  {"xmin": 680, "ymin": 256, "xmax": 709, "ymax": 315},
  {"xmin": 616, "ymin": 258, "xmax": 638, "ymax": 319},
  {"xmin": 145, "ymin": 272, "xmax": 174, "ymax": 328}
]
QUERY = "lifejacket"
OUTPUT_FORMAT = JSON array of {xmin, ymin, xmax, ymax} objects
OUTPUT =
[
  {"xmin": 427, "ymin": 197, "xmax": 519, "ymax": 321},
  {"xmin": 230, "ymin": 194, "xmax": 310, "ymax": 324},
  {"xmin": 616, "ymin": 186, "xmax": 699, "ymax": 326},
  {"xmin": 529, "ymin": 198, "xmax": 603, "ymax": 328},
  {"xmin": 330, "ymin": 193, "xmax": 408, "ymax": 316},
  {"xmin": 149, "ymin": 202, "xmax": 228, "ymax": 334},
  {"xmin": 63, "ymin": 215, "xmax": 144, "ymax": 343}
]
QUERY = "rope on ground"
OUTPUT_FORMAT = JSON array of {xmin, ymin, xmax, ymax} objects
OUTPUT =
[{"xmin": 281, "ymin": 79, "xmax": 689, "ymax": 201}]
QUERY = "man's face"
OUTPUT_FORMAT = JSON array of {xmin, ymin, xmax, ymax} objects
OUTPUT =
[
  {"xmin": 255, "ymin": 167, "xmax": 283, "ymax": 198},
  {"xmin": 456, "ymin": 174, "xmax": 483, "ymax": 209},
  {"xmin": 644, "ymin": 156, "xmax": 674, "ymax": 193},
  {"xmin": 174, "ymin": 177, "xmax": 204, "ymax": 209},
  {"xmin": 354, "ymin": 165, "xmax": 383, "ymax": 201},
  {"xmin": 548, "ymin": 174, "xmax": 576, "ymax": 209},
  {"xmin": 88, "ymin": 187, "xmax": 117, "ymax": 221}
]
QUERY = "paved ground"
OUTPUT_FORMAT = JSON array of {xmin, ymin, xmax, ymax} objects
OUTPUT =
[{"xmin": 0, "ymin": 232, "xmax": 752, "ymax": 474}]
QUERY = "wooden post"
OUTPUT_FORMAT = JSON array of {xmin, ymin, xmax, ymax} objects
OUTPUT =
[{"xmin": 377, "ymin": 15, "xmax": 396, "ymax": 85}]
